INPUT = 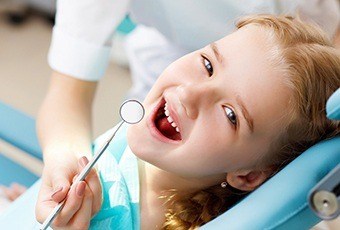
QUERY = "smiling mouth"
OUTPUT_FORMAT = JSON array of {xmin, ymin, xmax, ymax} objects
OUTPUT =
[{"xmin": 152, "ymin": 98, "xmax": 182, "ymax": 141}]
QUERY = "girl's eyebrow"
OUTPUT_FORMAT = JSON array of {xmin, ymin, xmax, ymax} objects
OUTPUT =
[
  {"xmin": 236, "ymin": 96, "xmax": 254, "ymax": 133},
  {"xmin": 210, "ymin": 42, "xmax": 224, "ymax": 66}
]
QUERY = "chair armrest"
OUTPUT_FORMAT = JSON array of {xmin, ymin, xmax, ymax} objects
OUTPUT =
[{"xmin": 0, "ymin": 101, "xmax": 42, "ymax": 160}]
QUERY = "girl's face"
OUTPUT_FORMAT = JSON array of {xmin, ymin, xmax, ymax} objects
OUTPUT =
[{"xmin": 128, "ymin": 26, "xmax": 292, "ymax": 179}]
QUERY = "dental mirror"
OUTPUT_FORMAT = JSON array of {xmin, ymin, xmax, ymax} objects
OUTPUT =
[
  {"xmin": 41, "ymin": 99, "xmax": 145, "ymax": 230},
  {"xmin": 120, "ymin": 99, "xmax": 145, "ymax": 124}
]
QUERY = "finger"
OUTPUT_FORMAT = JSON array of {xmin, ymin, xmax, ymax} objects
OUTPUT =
[
  {"xmin": 36, "ymin": 182, "xmax": 63, "ymax": 224},
  {"xmin": 0, "ymin": 186, "xmax": 17, "ymax": 201},
  {"xmin": 11, "ymin": 183, "xmax": 27, "ymax": 193},
  {"xmin": 7, "ymin": 188, "xmax": 21, "ymax": 201},
  {"xmin": 69, "ymin": 183, "xmax": 93, "ymax": 229},
  {"xmin": 36, "ymin": 164, "xmax": 77, "ymax": 224},
  {"xmin": 52, "ymin": 181, "xmax": 86, "ymax": 227},
  {"xmin": 50, "ymin": 173, "xmax": 72, "ymax": 203},
  {"xmin": 73, "ymin": 174, "xmax": 79, "ymax": 183},
  {"xmin": 87, "ymin": 169, "xmax": 102, "ymax": 216},
  {"xmin": 0, "ymin": 186, "xmax": 9, "ymax": 199},
  {"xmin": 0, "ymin": 186, "xmax": 11, "ymax": 200},
  {"xmin": 78, "ymin": 156, "xmax": 89, "ymax": 172},
  {"xmin": 10, "ymin": 183, "xmax": 27, "ymax": 199},
  {"xmin": 78, "ymin": 156, "xmax": 102, "ymax": 215}
]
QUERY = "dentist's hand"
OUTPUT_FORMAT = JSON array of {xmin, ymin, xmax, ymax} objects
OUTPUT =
[{"xmin": 35, "ymin": 156, "xmax": 102, "ymax": 229}]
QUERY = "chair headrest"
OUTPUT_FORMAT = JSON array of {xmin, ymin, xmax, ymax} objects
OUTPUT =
[
  {"xmin": 201, "ymin": 136, "xmax": 340, "ymax": 230},
  {"xmin": 326, "ymin": 88, "xmax": 340, "ymax": 120}
]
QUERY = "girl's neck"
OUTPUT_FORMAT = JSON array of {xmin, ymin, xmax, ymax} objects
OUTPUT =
[
  {"xmin": 138, "ymin": 160, "xmax": 167, "ymax": 229},
  {"xmin": 139, "ymin": 159, "xmax": 225, "ymax": 192},
  {"xmin": 137, "ymin": 159, "xmax": 225, "ymax": 229}
]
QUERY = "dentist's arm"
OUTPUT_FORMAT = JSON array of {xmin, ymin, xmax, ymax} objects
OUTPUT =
[
  {"xmin": 37, "ymin": 71, "xmax": 95, "ymax": 162},
  {"xmin": 35, "ymin": 71, "xmax": 102, "ymax": 229},
  {"xmin": 35, "ymin": 0, "xmax": 131, "ymax": 227}
]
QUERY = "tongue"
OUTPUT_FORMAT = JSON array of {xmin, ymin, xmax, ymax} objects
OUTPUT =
[{"xmin": 156, "ymin": 117, "xmax": 178, "ymax": 139}]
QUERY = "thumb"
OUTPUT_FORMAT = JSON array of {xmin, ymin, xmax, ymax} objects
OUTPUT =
[{"xmin": 51, "ymin": 174, "xmax": 71, "ymax": 203}]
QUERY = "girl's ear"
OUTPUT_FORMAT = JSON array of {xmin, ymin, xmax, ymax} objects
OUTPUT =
[{"xmin": 226, "ymin": 167, "xmax": 274, "ymax": 192}]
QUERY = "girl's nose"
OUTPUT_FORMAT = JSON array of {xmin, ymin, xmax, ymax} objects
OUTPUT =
[{"xmin": 177, "ymin": 83, "xmax": 218, "ymax": 119}]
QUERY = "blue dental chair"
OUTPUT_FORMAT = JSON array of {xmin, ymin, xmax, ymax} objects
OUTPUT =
[
  {"xmin": 0, "ymin": 103, "xmax": 42, "ymax": 187},
  {"xmin": 0, "ymin": 89, "xmax": 339, "ymax": 229}
]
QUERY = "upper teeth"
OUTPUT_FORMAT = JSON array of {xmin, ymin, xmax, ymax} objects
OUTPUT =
[{"xmin": 164, "ymin": 103, "xmax": 180, "ymax": 133}]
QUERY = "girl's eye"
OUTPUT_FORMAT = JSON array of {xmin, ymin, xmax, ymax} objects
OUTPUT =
[
  {"xmin": 201, "ymin": 55, "xmax": 213, "ymax": 77},
  {"xmin": 223, "ymin": 106, "xmax": 237, "ymax": 126}
]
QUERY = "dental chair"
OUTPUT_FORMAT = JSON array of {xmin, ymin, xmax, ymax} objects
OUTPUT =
[
  {"xmin": 0, "ymin": 103, "xmax": 41, "ymax": 187},
  {"xmin": 0, "ymin": 89, "xmax": 339, "ymax": 229}
]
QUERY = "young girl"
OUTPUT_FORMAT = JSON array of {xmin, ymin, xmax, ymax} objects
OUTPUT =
[{"xmin": 7, "ymin": 15, "xmax": 340, "ymax": 229}]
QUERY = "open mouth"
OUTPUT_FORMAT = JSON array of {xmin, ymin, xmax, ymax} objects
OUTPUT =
[{"xmin": 152, "ymin": 98, "xmax": 182, "ymax": 141}]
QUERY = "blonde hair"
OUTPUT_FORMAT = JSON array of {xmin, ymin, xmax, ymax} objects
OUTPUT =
[{"xmin": 161, "ymin": 15, "xmax": 340, "ymax": 229}]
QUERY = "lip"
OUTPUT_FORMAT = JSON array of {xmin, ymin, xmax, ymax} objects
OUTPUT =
[{"xmin": 147, "ymin": 97, "xmax": 182, "ymax": 144}]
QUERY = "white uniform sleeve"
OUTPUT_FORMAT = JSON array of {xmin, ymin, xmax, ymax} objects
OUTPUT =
[{"xmin": 48, "ymin": 0, "xmax": 131, "ymax": 81}]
